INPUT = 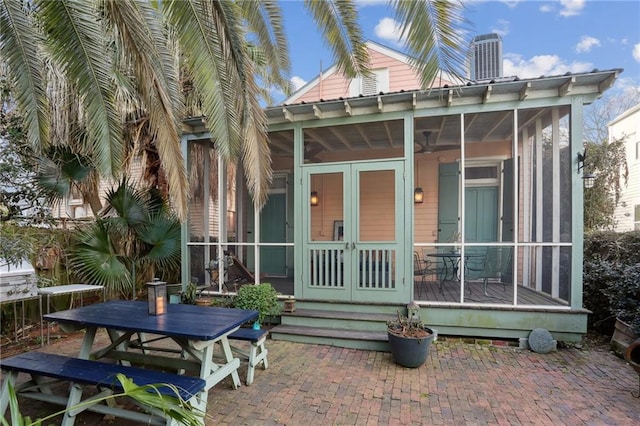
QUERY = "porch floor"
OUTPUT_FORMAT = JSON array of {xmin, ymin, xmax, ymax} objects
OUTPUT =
[{"xmin": 265, "ymin": 277, "xmax": 567, "ymax": 306}]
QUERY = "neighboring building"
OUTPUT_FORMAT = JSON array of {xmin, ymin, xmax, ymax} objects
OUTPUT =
[
  {"xmin": 469, "ymin": 33, "xmax": 503, "ymax": 82},
  {"xmin": 610, "ymin": 103, "xmax": 640, "ymax": 231},
  {"xmin": 179, "ymin": 42, "xmax": 622, "ymax": 346}
]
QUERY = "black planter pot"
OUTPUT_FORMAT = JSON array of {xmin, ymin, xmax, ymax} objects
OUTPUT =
[{"xmin": 387, "ymin": 327, "xmax": 435, "ymax": 368}]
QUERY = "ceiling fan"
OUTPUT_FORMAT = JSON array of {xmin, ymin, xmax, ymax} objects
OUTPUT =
[{"xmin": 415, "ymin": 131, "xmax": 459, "ymax": 154}]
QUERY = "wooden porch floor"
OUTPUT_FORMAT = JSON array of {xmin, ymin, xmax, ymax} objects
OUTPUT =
[
  {"xmin": 415, "ymin": 279, "xmax": 568, "ymax": 306},
  {"xmin": 265, "ymin": 277, "xmax": 567, "ymax": 307}
]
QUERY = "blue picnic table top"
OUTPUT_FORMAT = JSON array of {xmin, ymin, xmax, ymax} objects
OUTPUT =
[{"xmin": 43, "ymin": 300, "xmax": 258, "ymax": 341}]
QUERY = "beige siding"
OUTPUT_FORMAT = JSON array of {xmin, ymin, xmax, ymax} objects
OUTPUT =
[{"xmin": 610, "ymin": 104, "xmax": 640, "ymax": 232}]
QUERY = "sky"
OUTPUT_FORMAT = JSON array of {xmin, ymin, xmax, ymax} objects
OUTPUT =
[{"xmin": 277, "ymin": 0, "xmax": 640, "ymax": 103}]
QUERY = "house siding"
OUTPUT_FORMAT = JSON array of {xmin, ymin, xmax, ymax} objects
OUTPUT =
[
  {"xmin": 610, "ymin": 103, "xmax": 640, "ymax": 232},
  {"xmin": 293, "ymin": 43, "xmax": 428, "ymax": 104}
]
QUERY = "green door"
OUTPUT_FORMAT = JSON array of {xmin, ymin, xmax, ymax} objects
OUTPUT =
[
  {"xmin": 438, "ymin": 162, "xmax": 460, "ymax": 243},
  {"xmin": 260, "ymin": 193, "xmax": 287, "ymax": 276},
  {"xmin": 303, "ymin": 161, "xmax": 405, "ymax": 303},
  {"xmin": 464, "ymin": 187, "xmax": 498, "ymax": 243}
]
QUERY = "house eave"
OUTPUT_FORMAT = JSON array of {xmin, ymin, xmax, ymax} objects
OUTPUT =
[{"xmin": 266, "ymin": 69, "xmax": 622, "ymax": 126}]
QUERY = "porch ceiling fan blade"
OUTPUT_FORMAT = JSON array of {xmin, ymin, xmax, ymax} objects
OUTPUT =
[{"xmin": 415, "ymin": 130, "xmax": 459, "ymax": 154}]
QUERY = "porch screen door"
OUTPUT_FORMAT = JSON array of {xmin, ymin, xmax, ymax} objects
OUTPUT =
[{"xmin": 304, "ymin": 161, "xmax": 404, "ymax": 303}]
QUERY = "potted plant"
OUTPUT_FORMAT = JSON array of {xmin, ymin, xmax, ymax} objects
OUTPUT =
[
  {"xmin": 387, "ymin": 302, "xmax": 435, "ymax": 368},
  {"xmin": 181, "ymin": 282, "xmax": 199, "ymax": 305},
  {"xmin": 233, "ymin": 283, "xmax": 281, "ymax": 329}
]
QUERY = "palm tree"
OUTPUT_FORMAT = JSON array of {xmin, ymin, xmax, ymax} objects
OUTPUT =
[{"xmin": 0, "ymin": 0, "xmax": 467, "ymax": 220}]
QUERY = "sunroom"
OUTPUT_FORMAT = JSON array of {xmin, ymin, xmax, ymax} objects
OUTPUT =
[{"xmin": 181, "ymin": 69, "xmax": 620, "ymax": 342}]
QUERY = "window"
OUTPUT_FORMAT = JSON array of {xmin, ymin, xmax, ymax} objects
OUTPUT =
[
  {"xmin": 349, "ymin": 68, "xmax": 389, "ymax": 97},
  {"xmin": 635, "ymin": 204, "xmax": 640, "ymax": 231}
]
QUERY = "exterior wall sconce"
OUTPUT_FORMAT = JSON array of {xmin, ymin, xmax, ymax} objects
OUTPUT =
[
  {"xmin": 310, "ymin": 191, "xmax": 319, "ymax": 206},
  {"xmin": 414, "ymin": 187, "xmax": 424, "ymax": 203},
  {"xmin": 577, "ymin": 152, "xmax": 595, "ymax": 189}
]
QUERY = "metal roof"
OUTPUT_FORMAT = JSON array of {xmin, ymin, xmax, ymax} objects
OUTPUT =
[{"xmin": 266, "ymin": 69, "xmax": 622, "ymax": 126}]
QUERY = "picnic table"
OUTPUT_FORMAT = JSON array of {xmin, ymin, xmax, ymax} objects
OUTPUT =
[{"xmin": 1, "ymin": 300, "xmax": 258, "ymax": 425}]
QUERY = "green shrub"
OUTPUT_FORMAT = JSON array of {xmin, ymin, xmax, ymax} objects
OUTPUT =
[
  {"xmin": 604, "ymin": 263, "xmax": 640, "ymax": 335},
  {"xmin": 233, "ymin": 283, "xmax": 281, "ymax": 325},
  {"xmin": 583, "ymin": 230, "xmax": 640, "ymax": 335}
]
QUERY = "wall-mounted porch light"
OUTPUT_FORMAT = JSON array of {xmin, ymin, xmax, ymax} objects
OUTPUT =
[
  {"xmin": 577, "ymin": 151, "xmax": 595, "ymax": 189},
  {"xmin": 414, "ymin": 187, "xmax": 424, "ymax": 203},
  {"xmin": 310, "ymin": 191, "xmax": 319, "ymax": 206}
]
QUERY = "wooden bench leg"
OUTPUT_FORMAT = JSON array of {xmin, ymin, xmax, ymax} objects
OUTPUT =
[
  {"xmin": 61, "ymin": 383, "xmax": 84, "ymax": 426},
  {"xmin": 246, "ymin": 341, "xmax": 268, "ymax": 386}
]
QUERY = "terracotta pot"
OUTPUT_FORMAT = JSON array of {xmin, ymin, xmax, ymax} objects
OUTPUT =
[
  {"xmin": 610, "ymin": 318, "xmax": 639, "ymax": 357},
  {"xmin": 195, "ymin": 298, "xmax": 212, "ymax": 306}
]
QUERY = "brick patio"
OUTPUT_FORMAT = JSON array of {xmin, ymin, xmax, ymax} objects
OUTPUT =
[{"xmin": 3, "ymin": 330, "xmax": 639, "ymax": 425}]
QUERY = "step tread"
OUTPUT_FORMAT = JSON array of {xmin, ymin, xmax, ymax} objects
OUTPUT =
[
  {"xmin": 271, "ymin": 324, "xmax": 389, "ymax": 342},
  {"xmin": 282, "ymin": 309, "xmax": 395, "ymax": 322}
]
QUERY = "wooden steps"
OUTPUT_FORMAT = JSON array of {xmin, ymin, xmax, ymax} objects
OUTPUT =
[{"xmin": 270, "ymin": 304, "xmax": 397, "ymax": 352}]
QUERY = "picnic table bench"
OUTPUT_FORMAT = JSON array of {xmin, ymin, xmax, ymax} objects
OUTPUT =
[
  {"xmin": 0, "ymin": 351, "xmax": 206, "ymax": 425},
  {"xmin": 228, "ymin": 328, "xmax": 269, "ymax": 385}
]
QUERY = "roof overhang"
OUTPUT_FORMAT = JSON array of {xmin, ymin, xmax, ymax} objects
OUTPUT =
[{"xmin": 265, "ymin": 69, "xmax": 622, "ymax": 126}]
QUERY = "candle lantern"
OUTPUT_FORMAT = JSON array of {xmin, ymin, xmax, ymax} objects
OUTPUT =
[{"xmin": 147, "ymin": 279, "xmax": 167, "ymax": 315}]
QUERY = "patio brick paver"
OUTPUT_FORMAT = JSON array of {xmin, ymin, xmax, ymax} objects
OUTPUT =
[{"xmin": 3, "ymin": 331, "xmax": 639, "ymax": 425}]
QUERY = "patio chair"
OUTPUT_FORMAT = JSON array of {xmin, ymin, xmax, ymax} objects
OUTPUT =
[
  {"xmin": 414, "ymin": 251, "xmax": 438, "ymax": 297},
  {"xmin": 465, "ymin": 247, "xmax": 513, "ymax": 296}
]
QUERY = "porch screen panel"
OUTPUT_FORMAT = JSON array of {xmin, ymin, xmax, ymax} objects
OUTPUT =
[
  {"xmin": 520, "ymin": 106, "xmax": 572, "ymax": 302},
  {"xmin": 358, "ymin": 170, "xmax": 396, "ymax": 289},
  {"xmin": 308, "ymin": 172, "xmax": 345, "ymax": 288},
  {"xmin": 188, "ymin": 141, "xmax": 220, "ymax": 243},
  {"xmin": 187, "ymin": 141, "xmax": 220, "ymax": 287}
]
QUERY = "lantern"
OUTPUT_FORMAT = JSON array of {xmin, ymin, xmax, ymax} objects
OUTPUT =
[{"xmin": 147, "ymin": 279, "xmax": 167, "ymax": 315}]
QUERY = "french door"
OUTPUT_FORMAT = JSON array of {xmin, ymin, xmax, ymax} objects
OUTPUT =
[{"xmin": 303, "ymin": 161, "xmax": 405, "ymax": 303}]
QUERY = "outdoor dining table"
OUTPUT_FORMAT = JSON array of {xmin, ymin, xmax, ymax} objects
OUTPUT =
[
  {"xmin": 43, "ymin": 300, "xmax": 258, "ymax": 412},
  {"xmin": 426, "ymin": 251, "xmax": 483, "ymax": 287}
]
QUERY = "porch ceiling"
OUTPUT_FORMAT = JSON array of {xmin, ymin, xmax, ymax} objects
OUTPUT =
[{"xmin": 264, "ymin": 69, "xmax": 621, "ymax": 158}]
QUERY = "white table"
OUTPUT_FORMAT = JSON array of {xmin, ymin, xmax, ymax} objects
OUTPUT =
[{"xmin": 38, "ymin": 284, "xmax": 105, "ymax": 344}]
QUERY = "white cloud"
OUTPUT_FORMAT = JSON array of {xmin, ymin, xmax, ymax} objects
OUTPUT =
[
  {"xmin": 576, "ymin": 36, "xmax": 600, "ymax": 53},
  {"xmin": 539, "ymin": 4, "xmax": 554, "ymax": 13},
  {"xmin": 374, "ymin": 17, "xmax": 405, "ymax": 45},
  {"xmin": 501, "ymin": 0, "xmax": 523, "ymax": 8},
  {"xmin": 503, "ymin": 53, "xmax": 592, "ymax": 79},
  {"xmin": 291, "ymin": 76, "xmax": 307, "ymax": 91},
  {"xmin": 559, "ymin": 0, "xmax": 585, "ymax": 17},
  {"xmin": 633, "ymin": 43, "xmax": 640, "ymax": 62},
  {"xmin": 491, "ymin": 19, "xmax": 510, "ymax": 37}
]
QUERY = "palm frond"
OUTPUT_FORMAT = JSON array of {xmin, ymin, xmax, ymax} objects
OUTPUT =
[
  {"xmin": 164, "ymin": 0, "xmax": 242, "ymax": 159},
  {"xmin": 0, "ymin": 0, "xmax": 50, "ymax": 151},
  {"xmin": 103, "ymin": 0, "xmax": 189, "ymax": 221},
  {"xmin": 35, "ymin": 146, "xmax": 93, "ymax": 201},
  {"xmin": 103, "ymin": 177, "xmax": 149, "ymax": 228},
  {"xmin": 38, "ymin": 0, "xmax": 124, "ymax": 178},
  {"xmin": 392, "ymin": 0, "xmax": 469, "ymax": 87},
  {"xmin": 238, "ymin": 0, "xmax": 292, "ymax": 96},
  {"xmin": 138, "ymin": 214, "xmax": 181, "ymax": 270},
  {"xmin": 70, "ymin": 220, "xmax": 133, "ymax": 296},
  {"xmin": 303, "ymin": 0, "xmax": 369, "ymax": 78}
]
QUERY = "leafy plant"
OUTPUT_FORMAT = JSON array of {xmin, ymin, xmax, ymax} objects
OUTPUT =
[
  {"xmin": 0, "ymin": 373, "xmax": 203, "ymax": 426},
  {"xmin": 233, "ymin": 283, "xmax": 281, "ymax": 325},
  {"xmin": 70, "ymin": 177, "xmax": 181, "ymax": 299},
  {"xmin": 387, "ymin": 306, "xmax": 432, "ymax": 339},
  {"xmin": 583, "ymin": 231, "xmax": 640, "ymax": 335},
  {"xmin": 604, "ymin": 263, "xmax": 640, "ymax": 335},
  {"xmin": 181, "ymin": 282, "xmax": 200, "ymax": 305}
]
